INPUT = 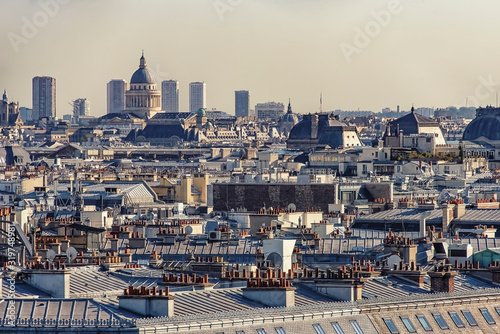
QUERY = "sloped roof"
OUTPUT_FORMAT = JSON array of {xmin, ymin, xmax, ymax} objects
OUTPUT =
[{"xmin": 389, "ymin": 110, "xmax": 439, "ymax": 135}]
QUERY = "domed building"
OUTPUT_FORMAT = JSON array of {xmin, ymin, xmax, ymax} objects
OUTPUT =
[
  {"xmin": 286, "ymin": 113, "xmax": 362, "ymax": 150},
  {"xmin": 124, "ymin": 52, "xmax": 161, "ymax": 119},
  {"xmin": 196, "ymin": 108, "xmax": 207, "ymax": 129},
  {"xmin": 279, "ymin": 99, "xmax": 299, "ymax": 136},
  {"xmin": 463, "ymin": 106, "xmax": 500, "ymax": 143}
]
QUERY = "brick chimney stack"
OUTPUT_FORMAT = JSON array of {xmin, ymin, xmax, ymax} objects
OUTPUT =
[{"xmin": 428, "ymin": 265, "xmax": 457, "ymax": 293}]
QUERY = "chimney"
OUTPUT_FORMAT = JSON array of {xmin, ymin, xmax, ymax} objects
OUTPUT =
[
  {"xmin": 23, "ymin": 266, "xmax": 71, "ymax": 298},
  {"xmin": 119, "ymin": 286, "xmax": 175, "ymax": 317},
  {"xmin": 442, "ymin": 203, "xmax": 455, "ymax": 232},
  {"xmin": 428, "ymin": 267, "xmax": 457, "ymax": 293},
  {"xmin": 419, "ymin": 215, "xmax": 427, "ymax": 239},
  {"xmin": 110, "ymin": 237, "xmax": 118, "ymax": 253},
  {"xmin": 314, "ymin": 279, "xmax": 365, "ymax": 301},
  {"xmin": 453, "ymin": 202, "xmax": 466, "ymax": 219},
  {"xmin": 389, "ymin": 262, "xmax": 426, "ymax": 288},
  {"xmin": 120, "ymin": 248, "xmax": 132, "ymax": 263},
  {"xmin": 490, "ymin": 264, "xmax": 500, "ymax": 285},
  {"xmin": 128, "ymin": 232, "xmax": 146, "ymax": 249},
  {"xmin": 60, "ymin": 237, "xmax": 70, "ymax": 252},
  {"xmin": 243, "ymin": 277, "xmax": 295, "ymax": 307}
]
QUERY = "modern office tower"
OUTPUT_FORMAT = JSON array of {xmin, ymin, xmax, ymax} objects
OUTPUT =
[
  {"xmin": 32, "ymin": 76, "xmax": 56, "ymax": 120},
  {"xmin": 235, "ymin": 90, "xmax": 250, "ymax": 117},
  {"xmin": 255, "ymin": 101, "xmax": 285, "ymax": 120},
  {"xmin": 107, "ymin": 79, "xmax": 127, "ymax": 114},
  {"xmin": 73, "ymin": 98, "xmax": 90, "ymax": 121},
  {"xmin": 189, "ymin": 82, "xmax": 206, "ymax": 113},
  {"xmin": 161, "ymin": 80, "xmax": 179, "ymax": 112}
]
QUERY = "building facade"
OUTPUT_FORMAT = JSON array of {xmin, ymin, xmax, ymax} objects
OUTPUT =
[
  {"xmin": 235, "ymin": 90, "xmax": 250, "ymax": 117},
  {"xmin": 107, "ymin": 79, "xmax": 127, "ymax": 114},
  {"xmin": 189, "ymin": 82, "xmax": 206, "ymax": 114},
  {"xmin": 32, "ymin": 76, "xmax": 56, "ymax": 120},
  {"xmin": 0, "ymin": 90, "xmax": 22, "ymax": 127},
  {"xmin": 73, "ymin": 98, "xmax": 90, "ymax": 122},
  {"xmin": 255, "ymin": 101, "xmax": 284, "ymax": 120},
  {"xmin": 125, "ymin": 53, "xmax": 161, "ymax": 119},
  {"xmin": 161, "ymin": 80, "xmax": 179, "ymax": 113}
]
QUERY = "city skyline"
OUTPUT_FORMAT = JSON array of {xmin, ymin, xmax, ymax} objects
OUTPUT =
[{"xmin": 2, "ymin": 0, "xmax": 500, "ymax": 117}]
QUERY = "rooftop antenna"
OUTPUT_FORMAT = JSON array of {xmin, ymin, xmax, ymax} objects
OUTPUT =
[
  {"xmin": 466, "ymin": 97, "xmax": 468, "ymax": 108},
  {"xmin": 497, "ymin": 92, "xmax": 498, "ymax": 108},
  {"xmin": 320, "ymin": 92, "xmax": 323, "ymax": 113}
]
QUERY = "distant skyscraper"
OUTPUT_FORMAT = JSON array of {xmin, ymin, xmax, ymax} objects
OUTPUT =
[
  {"xmin": 162, "ymin": 80, "xmax": 179, "ymax": 112},
  {"xmin": 235, "ymin": 90, "xmax": 250, "ymax": 117},
  {"xmin": 189, "ymin": 82, "xmax": 206, "ymax": 113},
  {"xmin": 107, "ymin": 79, "xmax": 127, "ymax": 114},
  {"xmin": 32, "ymin": 76, "xmax": 56, "ymax": 120},
  {"xmin": 73, "ymin": 98, "xmax": 90, "ymax": 121}
]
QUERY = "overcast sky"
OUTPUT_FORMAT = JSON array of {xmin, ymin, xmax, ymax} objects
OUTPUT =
[{"xmin": 1, "ymin": 0, "xmax": 500, "ymax": 117}]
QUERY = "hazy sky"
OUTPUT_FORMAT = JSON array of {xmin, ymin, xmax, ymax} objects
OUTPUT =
[{"xmin": 1, "ymin": 0, "xmax": 500, "ymax": 117}]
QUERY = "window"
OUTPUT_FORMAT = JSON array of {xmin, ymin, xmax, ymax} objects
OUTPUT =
[
  {"xmin": 416, "ymin": 315, "xmax": 433, "ymax": 331},
  {"xmin": 236, "ymin": 331, "xmax": 245, "ymax": 334},
  {"xmin": 312, "ymin": 324, "xmax": 325, "ymax": 334},
  {"xmin": 433, "ymin": 313, "xmax": 449, "ymax": 329},
  {"xmin": 462, "ymin": 310, "xmax": 477, "ymax": 326},
  {"xmin": 331, "ymin": 322, "xmax": 345, "ymax": 334},
  {"xmin": 383, "ymin": 318, "xmax": 399, "ymax": 333},
  {"xmin": 448, "ymin": 311, "xmax": 464, "ymax": 328},
  {"xmin": 400, "ymin": 316, "xmax": 416, "ymax": 333},
  {"xmin": 257, "ymin": 330, "xmax": 267, "ymax": 334},
  {"xmin": 350, "ymin": 321, "xmax": 364, "ymax": 334},
  {"xmin": 480, "ymin": 308, "xmax": 496, "ymax": 324},
  {"xmin": 496, "ymin": 307, "xmax": 500, "ymax": 317},
  {"xmin": 275, "ymin": 328, "xmax": 286, "ymax": 334}
]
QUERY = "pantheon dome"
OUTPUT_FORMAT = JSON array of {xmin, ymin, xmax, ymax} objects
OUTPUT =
[{"xmin": 124, "ymin": 52, "xmax": 161, "ymax": 119}]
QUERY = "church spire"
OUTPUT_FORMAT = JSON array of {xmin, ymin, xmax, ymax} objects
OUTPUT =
[
  {"xmin": 287, "ymin": 98, "xmax": 292, "ymax": 114},
  {"xmin": 139, "ymin": 51, "xmax": 146, "ymax": 69}
]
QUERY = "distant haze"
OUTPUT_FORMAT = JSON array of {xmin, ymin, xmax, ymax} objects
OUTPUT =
[{"xmin": 1, "ymin": 0, "xmax": 500, "ymax": 117}]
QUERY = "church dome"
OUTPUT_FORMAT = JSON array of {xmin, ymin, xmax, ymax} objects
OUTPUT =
[
  {"xmin": 463, "ymin": 106, "xmax": 500, "ymax": 141},
  {"xmin": 197, "ymin": 108, "xmax": 206, "ymax": 116},
  {"xmin": 130, "ymin": 53, "xmax": 156, "ymax": 84}
]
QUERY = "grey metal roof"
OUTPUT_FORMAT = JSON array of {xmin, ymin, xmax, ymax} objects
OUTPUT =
[
  {"xmin": 355, "ymin": 208, "xmax": 443, "ymax": 224},
  {"xmin": 130, "ymin": 68, "xmax": 155, "ymax": 84},
  {"xmin": 454, "ymin": 209, "xmax": 500, "ymax": 223}
]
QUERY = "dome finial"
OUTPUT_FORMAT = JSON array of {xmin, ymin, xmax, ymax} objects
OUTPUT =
[
  {"xmin": 140, "ymin": 51, "xmax": 146, "ymax": 69},
  {"xmin": 287, "ymin": 99, "xmax": 292, "ymax": 114}
]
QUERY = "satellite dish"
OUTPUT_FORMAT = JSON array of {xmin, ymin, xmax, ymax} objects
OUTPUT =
[
  {"xmin": 66, "ymin": 247, "xmax": 77, "ymax": 263},
  {"xmin": 185, "ymin": 225, "xmax": 193, "ymax": 235},
  {"xmin": 47, "ymin": 250, "xmax": 56, "ymax": 262},
  {"xmin": 288, "ymin": 203, "xmax": 297, "ymax": 211},
  {"xmin": 387, "ymin": 254, "xmax": 402, "ymax": 268},
  {"xmin": 266, "ymin": 252, "xmax": 283, "ymax": 269}
]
